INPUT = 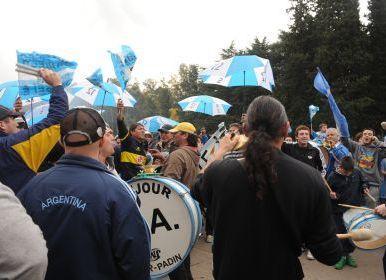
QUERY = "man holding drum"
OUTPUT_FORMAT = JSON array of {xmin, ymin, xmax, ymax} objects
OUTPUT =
[{"xmin": 162, "ymin": 122, "xmax": 200, "ymax": 280}]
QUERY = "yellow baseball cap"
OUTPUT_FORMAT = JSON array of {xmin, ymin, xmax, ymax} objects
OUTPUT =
[{"xmin": 169, "ymin": 122, "xmax": 196, "ymax": 134}]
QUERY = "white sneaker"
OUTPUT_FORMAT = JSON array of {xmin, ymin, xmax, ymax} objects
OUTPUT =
[
  {"xmin": 306, "ymin": 250, "xmax": 315, "ymax": 260},
  {"xmin": 206, "ymin": 234, "xmax": 213, "ymax": 243}
]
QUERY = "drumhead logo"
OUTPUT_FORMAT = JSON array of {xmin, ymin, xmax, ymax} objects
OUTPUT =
[{"xmin": 151, "ymin": 248, "xmax": 161, "ymax": 261}]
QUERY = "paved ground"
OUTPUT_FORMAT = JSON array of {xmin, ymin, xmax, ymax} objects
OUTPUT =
[{"xmin": 190, "ymin": 237, "xmax": 385, "ymax": 279}]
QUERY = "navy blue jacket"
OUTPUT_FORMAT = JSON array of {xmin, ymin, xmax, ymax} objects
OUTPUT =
[
  {"xmin": 18, "ymin": 154, "xmax": 151, "ymax": 280},
  {"xmin": 0, "ymin": 86, "xmax": 68, "ymax": 193}
]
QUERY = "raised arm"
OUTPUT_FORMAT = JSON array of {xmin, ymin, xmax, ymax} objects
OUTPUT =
[
  {"xmin": 116, "ymin": 99, "xmax": 129, "ymax": 139},
  {"xmin": 0, "ymin": 69, "xmax": 68, "ymax": 172}
]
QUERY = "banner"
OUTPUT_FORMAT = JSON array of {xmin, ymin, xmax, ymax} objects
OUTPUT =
[
  {"xmin": 17, "ymin": 51, "xmax": 77, "ymax": 99},
  {"xmin": 86, "ymin": 68, "xmax": 103, "ymax": 87},
  {"xmin": 109, "ymin": 45, "xmax": 137, "ymax": 92},
  {"xmin": 308, "ymin": 105, "xmax": 319, "ymax": 121},
  {"xmin": 313, "ymin": 68, "xmax": 349, "ymax": 137}
]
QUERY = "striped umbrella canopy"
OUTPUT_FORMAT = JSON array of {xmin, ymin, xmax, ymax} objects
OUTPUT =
[
  {"xmin": 0, "ymin": 80, "xmax": 79, "ymax": 110},
  {"xmin": 68, "ymin": 82, "xmax": 136, "ymax": 108},
  {"xmin": 178, "ymin": 95, "xmax": 231, "ymax": 116},
  {"xmin": 199, "ymin": 55, "xmax": 275, "ymax": 92},
  {"xmin": 22, "ymin": 93, "xmax": 78, "ymax": 126},
  {"xmin": 0, "ymin": 81, "xmax": 20, "ymax": 109},
  {"xmin": 24, "ymin": 103, "xmax": 49, "ymax": 126},
  {"xmin": 138, "ymin": 116, "xmax": 179, "ymax": 133}
]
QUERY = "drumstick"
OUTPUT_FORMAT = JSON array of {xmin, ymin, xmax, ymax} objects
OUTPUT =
[
  {"xmin": 338, "ymin": 204, "xmax": 373, "ymax": 211},
  {"xmin": 321, "ymin": 176, "xmax": 333, "ymax": 193},
  {"xmin": 365, "ymin": 192, "xmax": 377, "ymax": 203},
  {"xmin": 337, "ymin": 229, "xmax": 373, "ymax": 241}
]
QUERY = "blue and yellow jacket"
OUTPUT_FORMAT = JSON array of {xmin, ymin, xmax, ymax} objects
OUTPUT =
[
  {"xmin": 117, "ymin": 118, "xmax": 147, "ymax": 181},
  {"xmin": 0, "ymin": 86, "xmax": 68, "ymax": 193}
]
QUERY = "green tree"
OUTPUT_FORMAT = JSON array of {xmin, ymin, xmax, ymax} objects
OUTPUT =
[
  {"xmin": 367, "ymin": 0, "xmax": 386, "ymax": 133},
  {"xmin": 312, "ymin": 0, "xmax": 372, "ymax": 133}
]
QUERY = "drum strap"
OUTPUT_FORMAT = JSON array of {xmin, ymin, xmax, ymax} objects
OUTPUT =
[{"xmin": 237, "ymin": 158, "xmax": 300, "ymax": 255}]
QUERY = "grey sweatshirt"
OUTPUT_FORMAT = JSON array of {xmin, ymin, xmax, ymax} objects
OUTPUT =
[
  {"xmin": 342, "ymin": 138, "xmax": 385, "ymax": 186},
  {"xmin": 0, "ymin": 183, "xmax": 48, "ymax": 280}
]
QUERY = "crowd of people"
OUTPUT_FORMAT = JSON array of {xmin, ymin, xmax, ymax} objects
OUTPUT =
[{"xmin": 0, "ymin": 69, "xmax": 385, "ymax": 279}]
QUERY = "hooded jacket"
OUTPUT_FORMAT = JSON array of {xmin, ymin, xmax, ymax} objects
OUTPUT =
[
  {"xmin": 18, "ymin": 154, "xmax": 151, "ymax": 280},
  {"xmin": 162, "ymin": 146, "xmax": 200, "ymax": 189},
  {"xmin": 342, "ymin": 137, "xmax": 385, "ymax": 186},
  {"xmin": 0, "ymin": 86, "xmax": 68, "ymax": 193}
]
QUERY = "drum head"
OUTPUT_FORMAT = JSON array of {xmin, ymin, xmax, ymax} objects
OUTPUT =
[
  {"xmin": 343, "ymin": 208, "xmax": 365, "ymax": 228},
  {"xmin": 128, "ymin": 177, "xmax": 201, "ymax": 278},
  {"xmin": 350, "ymin": 213, "xmax": 386, "ymax": 250}
]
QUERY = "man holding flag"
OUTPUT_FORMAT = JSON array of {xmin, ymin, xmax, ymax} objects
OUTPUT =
[
  {"xmin": 313, "ymin": 68, "xmax": 385, "ymax": 206},
  {"xmin": 0, "ymin": 69, "xmax": 68, "ymax": 193}
]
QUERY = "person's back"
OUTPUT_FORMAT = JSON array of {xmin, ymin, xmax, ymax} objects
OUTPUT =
[
  {"xmin": 18, "ymin": 108, "xmax": 150, "ymax": 280},
  {"xmin": 201, "ymin": 153, "xmax": 340, "ymax": 279},
  {"xmin": 0, "ymin": 183, "xmax": 48, "ymax": 280},
  {"xmin": 193, "ymin": 96, "xmax": 341, "ymax": 280}
]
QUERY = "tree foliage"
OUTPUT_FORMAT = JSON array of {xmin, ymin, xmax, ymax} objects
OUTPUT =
[{"xmin": 110, "ymin": 0, "xmax": 385, "ymax": 136}]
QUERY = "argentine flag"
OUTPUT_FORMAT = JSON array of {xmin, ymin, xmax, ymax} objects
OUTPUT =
[{"xmin": 17, "ymin": 51, "xmax": 77, "ymax": 99}]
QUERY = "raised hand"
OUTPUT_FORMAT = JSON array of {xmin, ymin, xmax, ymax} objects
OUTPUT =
[{"xmin": 39, "ymin": 69, "xmax": 62, "ymax": 87}]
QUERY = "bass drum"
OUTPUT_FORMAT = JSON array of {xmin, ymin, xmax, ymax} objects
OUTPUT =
[
  {"xmin": 343, "ymin": 209, "xmax": 386, "ymax": 250},
  {"xmin": 128, "ymin": 176, "xmax": 202, "ymax": 279}
]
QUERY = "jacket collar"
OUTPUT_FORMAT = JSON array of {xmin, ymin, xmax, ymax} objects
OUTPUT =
[
  {"xmin": 56, "ymin": 154, "xmax": 110, "ymax": 173},
  {"xmin": 0, "ymin": 131, "xmax": 8, "ymax": 138}
]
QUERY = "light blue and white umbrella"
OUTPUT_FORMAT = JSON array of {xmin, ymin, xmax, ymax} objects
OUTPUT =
[
  {"xmin": 178, "ymin": 95, "xmax": 231, "ymax": 116},
  {"xmin": 199, "ymin": 55, "xmax": 275, "ymax": 92},
  {"xmin": 24, "ymin": 103, "xmax": 49, "ymax": 126},
  {"xmin": 138, "ymin": 116, "xmax": 179, "ymax": 133},
  {"xmin": 22, "ymin": 93, "xmax": 77, "ymax": 126},
  {"xmin": 0, "ymin": 82, "xmax": 19, "ymax": 109},
  {"xmin": 67, "ymin": 82, "xmax": 136, "ymax": 108}
]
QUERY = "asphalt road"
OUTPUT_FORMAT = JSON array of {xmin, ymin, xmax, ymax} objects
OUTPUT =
[{"xmin": 190, "ymin": 237, "xmax": 385, "ymax": 279}]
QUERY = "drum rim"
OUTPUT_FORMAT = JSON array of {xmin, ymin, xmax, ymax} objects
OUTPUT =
[
  {"xmin": 151, "ymin": 177, "xmax": 203, "ymax": 266},
  {"xmin": 346, "ymin": 210, "xmax": 374, "ymax": 229},
  {"xmin": 128, "ymin": 176, "xmax": 202, "ymax": 278},
  {"xmin": 350, "ymin": 215, "xmax": 386, "ymax": 250}
]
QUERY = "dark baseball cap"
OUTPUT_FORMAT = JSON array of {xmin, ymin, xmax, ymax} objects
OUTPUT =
[
  {"xmin": 158, "ymin": 124, "xmax": 174, "ymax": 133},
  {"xmin": 0, "ymin": 105, "xmax": 19, "ymax": 121},
  {"xmin": 60, "ymin": 108, "xmax": 106, "ymax": 147}
]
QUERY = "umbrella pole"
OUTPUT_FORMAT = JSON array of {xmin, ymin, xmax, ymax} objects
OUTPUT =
[
  {"xmin": 242, "ymin": 70, "xmax": 246, "ymax": 113},
  {"xmin": 100, "ymin": 89, "xmax": 107, "ymax": 114},
  {"xmin": 30, "ymin": 97, "xmax": 34, "ymax": 126}
]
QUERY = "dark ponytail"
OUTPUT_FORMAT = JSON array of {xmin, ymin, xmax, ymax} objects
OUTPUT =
[{"xmin": 243, "ymin": 96, "xmax": 288, "ymax": 199}]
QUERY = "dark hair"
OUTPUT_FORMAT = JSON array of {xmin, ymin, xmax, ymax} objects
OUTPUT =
[
  {"xmin": 319, "ymin": 123, "xmax": 327, "ymax": 129},
  {"xmin": 362, "ymin": 128, "xmax": 375, "ymax": 135},
  {"xmin": 187, "ymin": 133, "xmax": 198, "ymax": 147},
  {"xmin": 354, "ymin": 132, "xmax": 363, "ymax": 142},
  {"xmin": 244, "ymin": 96, "xmax": 288, "ymax": 199},
  {"xmin": 129, "ymin": 123, "xmax": 144, "ymax": 135},
  {"xmin": 295, "ymin": 125, "xmax": 310, "ymax": 136},
  {"xmin": 340, "ymin": 156, "xmax": 354, "ymax": 172}
]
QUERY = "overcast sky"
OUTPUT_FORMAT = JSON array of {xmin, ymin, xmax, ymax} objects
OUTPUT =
[{"xmin": 1, "ymin": 0, "xmax": 369, "ymax": 84}]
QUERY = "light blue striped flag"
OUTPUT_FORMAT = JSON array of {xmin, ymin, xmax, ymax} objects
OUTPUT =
[
  {"xmin": 109, "ymin": 45, "xmax": 137, "ymax": 92},
  {"xmin": 17, "ymin": 51, "xmax": 77, "ymax": 99},
  {"xmin": 313, "ymin": 68, "xmax": 349, "ymax": 137},
  {"xmin": 86, "ymin": 68, "xmax": 103, "ymax": 87},
  {"xmin": 309, "ymin": 105, "xmax": 319, "ymax": 121}
]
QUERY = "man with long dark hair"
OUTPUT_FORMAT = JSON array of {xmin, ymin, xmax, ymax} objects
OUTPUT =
[{"xmin": 192, "ymin": 96, "xmax": 342, "ymax": 280}]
